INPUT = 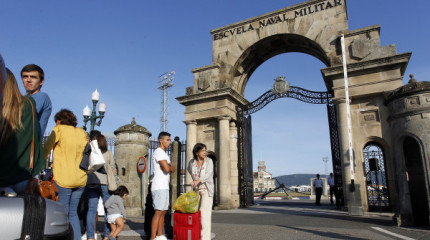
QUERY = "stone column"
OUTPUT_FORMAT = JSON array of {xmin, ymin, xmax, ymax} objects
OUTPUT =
[
  {"xmin": 184, "ymin": 120, "xmax": 197, "ymax": 191},
  {"xmin": 217, "ymin": 115, "xmax": 232, "ymax": 209},
  {"xmin": 336, "ymin": 100, "xmax": 363, "ymax": 215}
]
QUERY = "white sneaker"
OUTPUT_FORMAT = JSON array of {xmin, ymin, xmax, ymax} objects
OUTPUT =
[{"xmin": 156, "ymin": 235, "xmax": 167, "ymax": 240}]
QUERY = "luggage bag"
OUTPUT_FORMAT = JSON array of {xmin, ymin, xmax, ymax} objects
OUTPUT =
[
  {"xmin": 0, "ymin": 194, "xmax": 73, "ymax": 240},
  {"xmin": 173, "ymin": 211, "xmax": 201, "ymax": 240}
]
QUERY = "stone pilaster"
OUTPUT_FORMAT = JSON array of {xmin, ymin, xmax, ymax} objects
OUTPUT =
[{"xmin": 217, "ymin": 115, "xmax": 232, "ymax": 209}]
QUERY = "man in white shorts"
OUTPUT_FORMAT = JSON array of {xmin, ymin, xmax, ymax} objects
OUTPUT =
[{"xmin": 151, "ymin": 132, "xmax": 175, "ymax": 240}]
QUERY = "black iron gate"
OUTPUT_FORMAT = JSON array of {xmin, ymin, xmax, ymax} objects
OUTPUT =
[
  {"xmin": 237, "ymin": 85, "xmax": 343, "ymax": 207},
  {"xmin": 363, "ymin": 143, "xmax": 391, "ymax": 211}
]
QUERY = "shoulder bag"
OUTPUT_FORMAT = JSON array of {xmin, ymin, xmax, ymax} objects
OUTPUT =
[
  {"xmin": 88, "ymin": 139, "xmax": 105, "ymax": 173},
  {"xmin": 106, "ymin": 151, "xmax": 118, "ymax": 191},
  {"xmin": 24, "ymin": 99, "xmax": 58, "ymax": 201}
]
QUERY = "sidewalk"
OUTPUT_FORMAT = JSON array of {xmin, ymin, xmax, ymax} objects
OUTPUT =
[
  {"xmin": 89, "ymin": 199, "xmax": 428, "ymax": 240},
  {"xmin": 90, "ymin": 216, "xmax": 147, "ymax": 239}
]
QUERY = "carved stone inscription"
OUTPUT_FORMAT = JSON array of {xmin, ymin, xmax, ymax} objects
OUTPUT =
[{"xmin": 212, "ymin": 0, "xmax": 343, "ymax": 41}]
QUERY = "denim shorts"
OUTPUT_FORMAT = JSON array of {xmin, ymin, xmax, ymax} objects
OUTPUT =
[{"xmin": 152, "ymin": 189, "xmax": 169, "ymax": 210}]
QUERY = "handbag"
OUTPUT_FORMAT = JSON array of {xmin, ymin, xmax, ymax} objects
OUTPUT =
[
  {"xmin": 38, "ymin": 180, "xmax": 58, "ymax": 201},
  {"xmin": 88, "ymin": 139, "xmax": 105, "ymax": 173},
  {"xmin": 79, "ymin": 143, "xmax": 91, "ymax": 171},
  {"xmin": 106, "ymin": 151, "xmax": 118, "ymax": 191},
  {"xmin": 25, "ymin": 99, "xmax": 58, "ymax": 201}
]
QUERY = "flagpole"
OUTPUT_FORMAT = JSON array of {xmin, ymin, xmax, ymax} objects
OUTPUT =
[{"xmin": 340, "ymin": 34, "xmax": 355, "ymax": 189}]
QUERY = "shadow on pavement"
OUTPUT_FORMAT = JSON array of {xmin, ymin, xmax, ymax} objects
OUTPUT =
[
  {"xmin": 277, "ymin": 225, "xmax": 370, "ymax": 240},
  {"xmin": 219, "ymin": 200, "xmax": 396, "ymax": 227}
]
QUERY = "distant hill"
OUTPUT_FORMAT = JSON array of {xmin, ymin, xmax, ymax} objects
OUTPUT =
[{"xmin": 275, "ymin": 174, "xmax": 328, "ymax": 187}]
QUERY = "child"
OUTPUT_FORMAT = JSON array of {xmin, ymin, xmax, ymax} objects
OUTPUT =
[{"xmin": 105, "ymin": 185, "xmax": 129, "ymax": 240}]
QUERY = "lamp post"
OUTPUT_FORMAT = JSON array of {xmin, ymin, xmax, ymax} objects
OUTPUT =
[{"xmin": 83, "ymin": 89, "xmax": 106, "ymax": 131}]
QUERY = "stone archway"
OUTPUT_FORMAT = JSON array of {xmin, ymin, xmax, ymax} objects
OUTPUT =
[
  {"xmin": 403, "ymin": 137, "xmax": 429, "ymax": 226},
  {"xmin": 230, "ymin": 33, "xmax": 331, "ymax": 95},
  {"xmin": 177, "ymin": 0, "xmax": 411, "ymax": 213}
]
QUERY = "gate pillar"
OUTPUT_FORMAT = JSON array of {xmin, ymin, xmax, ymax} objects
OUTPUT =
[
  {"xmin": 217, "ymin": 116, "xmax": 233, "ymax": 209},
  {"xmin": 334, "ymin": 100, "xmax": 364, "ymax": 215},
  {"xmin": 184, "ymin": 120, "xmax": 197, "ymax": 192}
]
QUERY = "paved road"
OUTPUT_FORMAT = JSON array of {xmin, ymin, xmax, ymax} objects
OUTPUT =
[{"xmin": 92, "ymin": 199, "xmax": 430, "ymax": 240}]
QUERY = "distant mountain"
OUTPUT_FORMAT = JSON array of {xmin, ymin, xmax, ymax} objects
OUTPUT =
[{"xmin": 275, "ymin": 174, "xmax": 328, "ymax": 187}]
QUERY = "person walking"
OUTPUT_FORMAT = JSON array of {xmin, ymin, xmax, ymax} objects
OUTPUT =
[
  {"xmin": 313, "ymin": 174, "xmax": 323, "ymax": 206},
  {"xmin": 327, "ymin": 173, "xmax": 336, "ymax": 205},
  {"xmin": 187, "ymin": 143, "xmax": 214, "ymax": 240},
  {"xmin": 44, "ymin": 109, "xmax": 88, "ymax": 240},
  {"xmin": 20, "ymin": 64, "xmax": 52, "ymax": 137},
  {"xmin": 86, "ymin": 131, "xmax": 116, "ymax": 240},
  {"xmin": 0, "ymin": 68, "xmax": 45, "ymax": 193},
  {"xmin": 150, "ymin": 132, "xmax": 175, "ymax": 240}
]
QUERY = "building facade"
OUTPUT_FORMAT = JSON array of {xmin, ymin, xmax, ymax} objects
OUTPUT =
[{"xmin": 253, "ymin": 161, "xmax": 277, "ymax": 193}]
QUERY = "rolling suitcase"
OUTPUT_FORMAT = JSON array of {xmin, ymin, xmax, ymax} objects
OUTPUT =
[
  {"xmin": 0, "ymin": 194, "xmax": 73, "ymax": 240},
  {"xmin": 173, "ymin": 211, "xmax": 201, "ymax": 240}
]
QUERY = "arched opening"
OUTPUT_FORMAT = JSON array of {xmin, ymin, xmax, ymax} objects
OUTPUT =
[
  {"xmin": 403, "ymin": 137, "xmax": 429, "ymax": 226},
  {"xmin": 231, "ymin": 34, "xmax": 331, "ymax": 95},
  {"xmin": 237, "ymin": 51, "xmax": 338, "ymax": 206},
  {"xmin": 363, "ymin": 142, "xmax": 391, "ymax": 212}
]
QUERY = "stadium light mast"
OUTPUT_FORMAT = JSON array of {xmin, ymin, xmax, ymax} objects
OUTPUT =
[{"xmin": 158, "ymin": 71, "xmax": 175, "ymax": 132}]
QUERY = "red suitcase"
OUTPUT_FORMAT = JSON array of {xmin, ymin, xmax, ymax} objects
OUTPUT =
[{"xmin": 173, "ymin": 211, "xmax": 201, "ymax": 240}]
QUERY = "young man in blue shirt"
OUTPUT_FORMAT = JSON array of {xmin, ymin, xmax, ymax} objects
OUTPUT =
[{"xmin": 21, "ymin": 64, "xmax": 52, "ymax": 138}]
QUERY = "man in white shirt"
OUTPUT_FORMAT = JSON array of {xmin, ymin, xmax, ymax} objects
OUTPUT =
[
  {"xmin": 327, "ymin": 172, "xmax": 336, "ymax": 205},
  {"xmin": 151, "ymin": 132, "xmax": 175, "ymax": 240},
  {"xmin": 313, "ymin": 174, "xmax": 323, "ymax": 205}
]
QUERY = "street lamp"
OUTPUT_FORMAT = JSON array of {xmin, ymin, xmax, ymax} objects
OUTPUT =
[{"xmin": 83, "ymin": 89, "xmax": 106, "ymax": 131}]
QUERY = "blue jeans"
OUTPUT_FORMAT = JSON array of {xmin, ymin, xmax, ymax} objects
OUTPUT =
[
  {"xmin": 1, "ymin": 179, "xmax": 28, "ymax": 194},
  {"xmin": 55, "ymin": 182, "xmax": 85, "ymax": 240},
  {"xmin": 86, "ymin": 185, "xmax": 111, "ymax": 238}
]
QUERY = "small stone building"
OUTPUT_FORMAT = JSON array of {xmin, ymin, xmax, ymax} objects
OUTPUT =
[
  {"xmin": 253, "ymin": 161, "xmax": 276, "ymax": 193},
  {"xmin": 384, "ymin": 76, "xmax": 430, "ymax": 226},
  {"xmin": 114, "ymin": 118, "xmax": 151, "ymax": 216}
]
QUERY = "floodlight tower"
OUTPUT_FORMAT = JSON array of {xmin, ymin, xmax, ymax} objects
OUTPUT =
[
  {"xmin": 323, "ymin": 157, "xmax": 329, "ymax": 176},
  {"xmin": 158, "ymin": 71, "xmax": 175, "ymax": 132}
]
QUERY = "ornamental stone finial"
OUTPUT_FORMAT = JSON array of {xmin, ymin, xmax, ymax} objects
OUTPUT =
[
  {"xmin": 131, "ymin": 117, "xmax": 136, "ymax": 126},
  {"xmin": 408, "ymin": 74, "xmax": 417, "ymax": 83}
]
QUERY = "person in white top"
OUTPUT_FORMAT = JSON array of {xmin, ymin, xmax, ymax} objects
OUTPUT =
[
  {"xmin": 327, "ymin": 172, "xmax": 336, "ymax": 205},
  {"xmin": 187, "ymin": 143, "xmax": 214, "ymax": 240},
  {"xmin": 151, "ymin": 132, "xmax": 175, "ymax": 240},
  {"xmin": 313, "ymin": 174, "xmax": 323, "ymax": 205}
]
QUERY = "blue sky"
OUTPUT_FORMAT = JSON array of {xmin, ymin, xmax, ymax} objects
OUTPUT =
[{"xmin": 2, "ymin": 0, "xmax": 429, "ymax": 177}]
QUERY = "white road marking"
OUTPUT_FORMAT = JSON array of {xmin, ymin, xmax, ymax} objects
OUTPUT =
[{"xmin": 371, "ymin": 227, "xmax": 415, "ymax": 240}]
